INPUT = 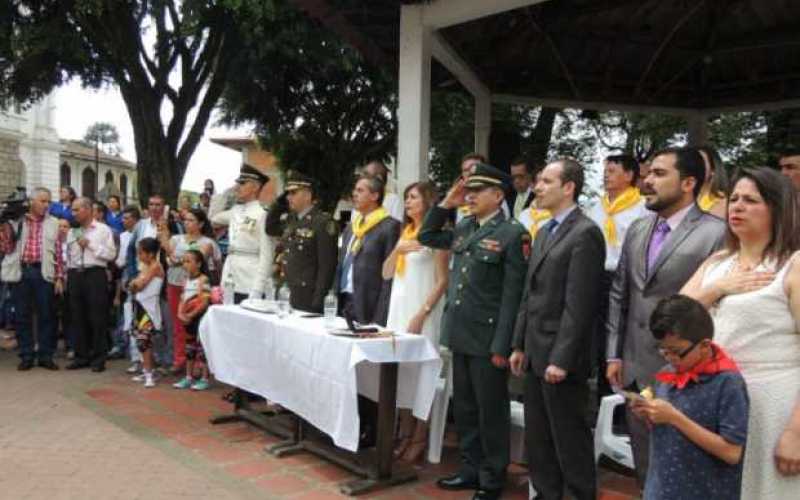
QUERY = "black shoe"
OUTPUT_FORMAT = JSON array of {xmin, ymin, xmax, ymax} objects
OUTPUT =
[
  {"xmin": 37, "ymin": 359, "xmax": 59, "ymax": 370},
  {"xmin": 66, "ymin": 361, "xmax": 89, "ymax": 370},
  {"xmin": 436, "ymin": 475, "xmax": 479, "ymax": 491},
  {"xmin": 17, "ymin": 359, "xmax": 34, "ymax": 371},
  {"xmin": 91, "ymin": 365, "xmax": 106, "ymax": 373},
  {"xmin": 472, "ymin": 489, "xmax": 502, "ymax": 500}
]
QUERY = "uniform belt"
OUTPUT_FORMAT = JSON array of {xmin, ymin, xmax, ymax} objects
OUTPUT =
[
  {"xmin": 68, "ymin": 266, "xmax": 106, "ymax": 273},
  {"xmin": 228, "ymin": 247, "xmax": 259, "ymax": 257}
]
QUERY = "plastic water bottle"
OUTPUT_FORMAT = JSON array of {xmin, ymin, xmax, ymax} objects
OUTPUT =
[
  {"xmin": 278, "ymin": 286, "xmax": 291, "ymax": 318},
  {"xmin": 264, "ymin": 278, "xmax": 275, "ymax": 302},
  {"xmin": 324, "ymin": 291, "xmax": 337, "ymax": 329},
  {"xmin": 223, "ymin": 277, "xmax": 235, "ymax": 305}
]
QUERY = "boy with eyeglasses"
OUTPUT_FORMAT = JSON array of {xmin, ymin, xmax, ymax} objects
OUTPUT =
[{"xmin": 632, "ymin": 294, "xmax": 749, "ymax": 500}]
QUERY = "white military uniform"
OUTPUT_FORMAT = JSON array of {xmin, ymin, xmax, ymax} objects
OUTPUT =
[{"xmin": 212, "ymin": 200, "xmax": 274, "ymax": 296}]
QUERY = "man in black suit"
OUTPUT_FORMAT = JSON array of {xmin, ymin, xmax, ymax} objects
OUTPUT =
[
  {"xmin": 336, "ymin": 174, "xmax": 401, "ymax": 326},
  {"xmin": 510, "ymin": 158, "xmax": 606, "ymax": 500},
  {"xmin": 509, "ymin": 157, "xmax": 536, "ymax": 219}
]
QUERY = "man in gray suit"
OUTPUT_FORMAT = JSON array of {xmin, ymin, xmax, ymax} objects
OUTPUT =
[
  {"xmin": 336, "ymin": 174, "xmax": 401, "ymax": 326},
  {"xmin": 605, "ymin": 147, "xmax": 726, "ymax": 487},
  {"xmin": 510, "ymin": 159, "xmax": 606, "ymax": 500}
]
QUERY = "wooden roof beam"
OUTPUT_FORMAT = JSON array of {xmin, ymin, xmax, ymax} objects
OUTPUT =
[{"xmin": 421, "ymin": 0, "xmax": 552, "ymax": 29}]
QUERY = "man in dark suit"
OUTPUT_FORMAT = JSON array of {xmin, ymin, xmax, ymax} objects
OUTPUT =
[
  {"xmin": 509, "ymin": 157, "xmax": 536, "ymax": 219},
  {"xmin": 266, "ymin": 172, "xmax": 338, "ymax": 313},
  {"xmin": 605, "ymin": 147, "xmax": 726, "ymax": 487},
  {"xmin": 420, "ymin": 163, "xmax": 528, "ymax": 500},
  {"xmin": 510, "ymin": 158, "xmax": 606, "ymax": 500},
  {"xmin": 335, "ymin": 174, "xmax": 401, "ymax": 326}
]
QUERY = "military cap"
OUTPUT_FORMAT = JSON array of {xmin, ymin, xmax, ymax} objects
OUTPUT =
[
  {"xmin": 235, "ymin": 163, "xmax": 270, "ymax": 184},
  {"xmin": 464, "ymin": 162, "xmax": 511, "ymax": 190},
  {"xmin": 284, "ymin": 171, "xmax": 315, "ymax": 193}
]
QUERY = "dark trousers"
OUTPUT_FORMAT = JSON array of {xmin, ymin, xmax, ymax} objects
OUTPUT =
[
  {"xmin": 596, "ymin": 271, "xmax": 616, "ymax": 403},
  {"xmin": 524, "ymin": 374, "xmax": 596, "ymax": 500},
  {"xmin": 15, "ymin": 265, "xmax": 56, "ymax": 362},
  {"xmin": 68, "ymin": 268, "xmax": 109, "ymax": 368},
  {"xmin": 625, "ymin": 381, "xmax": 650, "ymax": 489},
  {"xmin": 452, "ymin": 352, "xmax": 510, "ymax": 491}
]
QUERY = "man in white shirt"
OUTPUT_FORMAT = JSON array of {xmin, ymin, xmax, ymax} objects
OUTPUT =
[
  {"xmin": 108, "ymin": 206, "xmax": 140, "ymax": 360},
  {"xmin": 211, "ymin": 163, "xmax": 274, "ymax": 303},
  {"xmin": 363, "ymin": 160, "xmax": 404, "ymax": 222},
  {"xmin": 509, "ymin": 158, "xmax": 535, "ymax": 219},
  {"xmin": 586, "ymin": 154, "xmax": 649, "ymax": 403},
  {"xmin": 65, "ymin": 197, "xmax": 117, "ymax": 372}
]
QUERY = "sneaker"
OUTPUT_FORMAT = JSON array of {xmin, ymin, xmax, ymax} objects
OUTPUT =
[
  {"xmin": 131, "ymin": 373, "xmax": 146, "ymax": 382},
  {"xmin": 172, "ymin": 377, "xmax": 192, "ymax": 389},
  {"xmin": 107, "ymin": 347, "xmax": 125, "ymax": 360},
  {"xmin": 126, "ymin": 361, "xmax": 142, "ymax": 374},
  {"xmin": 144, "ymin": 373, "xmax": 156, "ymax": 388},
  {"xmin": 190, "ymin": 379, "xmax": 210, "ymax": 391},
  {"xmin": 66, "ymin": 350, "xmax": 75, "ymax": 360}
]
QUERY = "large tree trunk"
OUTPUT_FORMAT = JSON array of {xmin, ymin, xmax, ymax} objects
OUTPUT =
[{"xmin": 528, "ymin": 107, "xmax": 558, "ymax": 169}]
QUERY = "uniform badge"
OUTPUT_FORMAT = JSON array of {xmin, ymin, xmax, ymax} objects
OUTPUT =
[
  {"xmin": 479, "ymin": 239, "xmax": 502, "ymax": 252},
  {"xmin": 521, "ymin": 233, "xmax": 532, "ymax": 259}
]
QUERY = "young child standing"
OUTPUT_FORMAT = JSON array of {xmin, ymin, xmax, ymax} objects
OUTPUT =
[
  {"xmin": 634, "ymin": 294, "xmax": 749, "ymax": 500},
  {"xmin": 128, "ymin": 237, "xmax": 164, "ymax": 388},
  {"xmin": 173, "ymin": 249, "xmax": 211, "ymax": 391}
]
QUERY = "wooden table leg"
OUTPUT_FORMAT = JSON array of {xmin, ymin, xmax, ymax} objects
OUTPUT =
[{"xmin": 339, "ymin": 362, "xmax": 417, "ymax": 495}]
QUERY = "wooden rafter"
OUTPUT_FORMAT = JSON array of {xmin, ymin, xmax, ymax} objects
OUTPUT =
[{"xmin": 524, "ymin": 8, "xmax": 581, "ymax": 99}]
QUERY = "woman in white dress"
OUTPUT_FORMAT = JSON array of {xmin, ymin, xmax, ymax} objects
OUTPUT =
[
  {"xmin": 682, "ymin": 167, "xmax": 800, "ymax": 498},
  {"xmin": 383, "ymin": 181, "xmax": 449, "ymax": 463}
]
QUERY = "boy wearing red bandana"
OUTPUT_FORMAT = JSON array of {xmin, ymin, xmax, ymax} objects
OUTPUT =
[{"xmin": 632, "ymin": 295, "xmax": 749, "ymax": 500}]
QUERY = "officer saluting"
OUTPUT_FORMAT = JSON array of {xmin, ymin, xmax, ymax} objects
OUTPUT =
[
  {"xmin": 419, "ymin": 163, "xmax": 528, "ymax": 500},
  {"xmin": 211, "ymin": 163, "xmax": 274, "ymax": 304},
  {"xmin": 265, "ymin": 172, "xmax": 338, "ymax": 313}
]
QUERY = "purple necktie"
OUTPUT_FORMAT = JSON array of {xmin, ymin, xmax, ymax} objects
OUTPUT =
[{"xmin": 647, "ymin": 220, "xmax": 671, "ymax": 271}]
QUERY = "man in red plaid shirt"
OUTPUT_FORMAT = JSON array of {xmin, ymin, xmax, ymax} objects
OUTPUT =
[{"xmin": 0, "ymin": 188, "xmax": 63, "ymax": 370}]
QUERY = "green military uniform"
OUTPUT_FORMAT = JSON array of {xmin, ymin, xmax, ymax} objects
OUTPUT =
[
  {"xmin": 265, "ymin": 173, "xmax": 338, "ymax": 313},
  {"xmin": 419, "ymin": 164, "xmax": 528, "ymax": 493}
]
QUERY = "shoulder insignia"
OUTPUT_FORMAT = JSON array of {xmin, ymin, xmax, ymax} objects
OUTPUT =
[
  {"xmin": 521, "ymin": 233, "xmax": 532, "ymax": 259},
  {"xmin": 326, "ymin": 220, "xmax": 338, "ymax": 236}
]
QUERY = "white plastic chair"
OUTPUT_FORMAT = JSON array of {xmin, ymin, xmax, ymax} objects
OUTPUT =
[
  {"xmin": 594, "ymin": 394, "xmax": 634, "ymax": 469},
  {"xmin": 427, "ymin": 349, "xmax": 452, "ymax": 463}
]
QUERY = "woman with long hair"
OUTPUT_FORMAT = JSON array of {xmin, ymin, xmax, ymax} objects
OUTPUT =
[
  {"xmin": 162, "ymin": 208, "xmax": 218, "ymax": 373},
  {"xmin": 682, "ymin": 167, "xmax": 800, "ymax": 498},
  {"xmin": 382, "ymin": 181, "xmax": 449, "ymax": 463}
]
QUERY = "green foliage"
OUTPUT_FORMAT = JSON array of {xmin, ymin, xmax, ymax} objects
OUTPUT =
[{"xmin": 218, "ymin": 0, "xmax": 397, "ymax": 211}]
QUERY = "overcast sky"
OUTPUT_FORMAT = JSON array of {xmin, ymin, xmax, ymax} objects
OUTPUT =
[{"xmin": 54, "ymin": 80, "xmax": 249, "ymax": 193}]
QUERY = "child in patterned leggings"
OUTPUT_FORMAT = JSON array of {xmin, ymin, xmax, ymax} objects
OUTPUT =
[{"xmin": 173, "ymin": 249, "xmax": 210, "ymax": 390}]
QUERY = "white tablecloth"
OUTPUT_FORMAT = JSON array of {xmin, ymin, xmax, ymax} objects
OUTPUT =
[{"xmin": 199, "ymin": 305, "xmax": 442, "ymax": 452}]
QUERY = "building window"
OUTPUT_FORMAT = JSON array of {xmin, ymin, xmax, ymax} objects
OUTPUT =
[
  {"xmin": 60, "ymin": 162, "xmax": 71, "ymax": 188},
  {"xmin": 120, "ymin": 174, "xmax": 128, "ymax": 203},
  {"xmin": 82, "ymin": 167, "xmax": 96, "ymax": 198},
  {"xmin": 105, "ymin": 171, "xmax": 114, "ymax": 186}
]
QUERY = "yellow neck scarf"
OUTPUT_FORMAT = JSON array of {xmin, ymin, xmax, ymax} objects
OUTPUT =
[
  {"xmin": 350, "ymin": 207, "xmax": 389, "ymax": 254},
  {"xmin": 458, "ymin": 205, "xmax": 471, "ymax": 216},
  {"xmin": 395, "ymin": 223, "xmax": 419, "ymax": 277},
  {"xmin": 699, "ymin": 191, "xmax": 723, "ymax": 212},
  {"xmin": 528, "ymin": 208, "xmax": 552, "ymax": 238},
  {"xmin": 602, "ymin": 187, "xmax": 642, "ymax": 247}
]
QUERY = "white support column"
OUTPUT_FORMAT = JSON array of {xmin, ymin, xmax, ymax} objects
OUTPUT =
[
  {"xmin": 474, "ymin": 93, "xmax": 491, "ymax": 158},
  {"xmin": 686, "ymin": 112, "xmax": 709, "ymax": 146},
  {"xmin": 397, "ymin": 4, "xmax": 432, "ymax": 190}
]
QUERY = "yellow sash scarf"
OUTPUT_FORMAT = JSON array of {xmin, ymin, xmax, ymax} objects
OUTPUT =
[
  {"xmin": 395, "ymin": 223, "xmax": 419, "ymax": 277},
  {"xmin": 350, "ymin": 207, "xmax": 389, "ymax": 254},
  {"xmin": 698, "ymin": 191, "xmax": 723, "ymax": 212},
  {"xmin": 528, "ymin": 208, "xmax": 552, "ymax": 238},
  {"xmin": 458, "ymin": 205, "xmax": 471, "ymax": 216},
  {"xmin": 602, "ymin": 187, "xmax": 642, "ymax": 247}
]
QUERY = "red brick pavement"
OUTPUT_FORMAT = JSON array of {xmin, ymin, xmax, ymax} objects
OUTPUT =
[{"xmin": 84, "ymin": 369, "xmax": 640, "ymax": 499}]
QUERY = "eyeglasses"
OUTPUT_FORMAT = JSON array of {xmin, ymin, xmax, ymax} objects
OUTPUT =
[{"xmin": 658, "ymin": 340, "xmax": 700, "ymax": 360}]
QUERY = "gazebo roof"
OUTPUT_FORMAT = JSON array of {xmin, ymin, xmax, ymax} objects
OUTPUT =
[{"xmin": 291, "ymin": 0, "xmax": 800, "ymax": 113}]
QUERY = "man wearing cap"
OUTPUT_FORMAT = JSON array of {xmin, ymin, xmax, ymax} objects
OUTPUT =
[
  {"xmin": 211, "ymin": 163, "xmax": 274, "ymax": 303},
  {"xmin": 419, "ymin": 163, "xmax": 528, "ymax": 500},
  {"xmin": 265, "ymin": 172, "xmax": 338, "ymax": 313}
]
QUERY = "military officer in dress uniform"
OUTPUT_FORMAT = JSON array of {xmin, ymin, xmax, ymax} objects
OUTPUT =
[
  {"xmin": 265, "ymin": 172, "xmax": 338, "ymax": 313},
  {"xmin": 211, "ymin": 163, "xmax": 274, "ymax": 304},
  {"xmin": 419, "ymin": 164, "xmax": 529, "ymax": 500}
]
